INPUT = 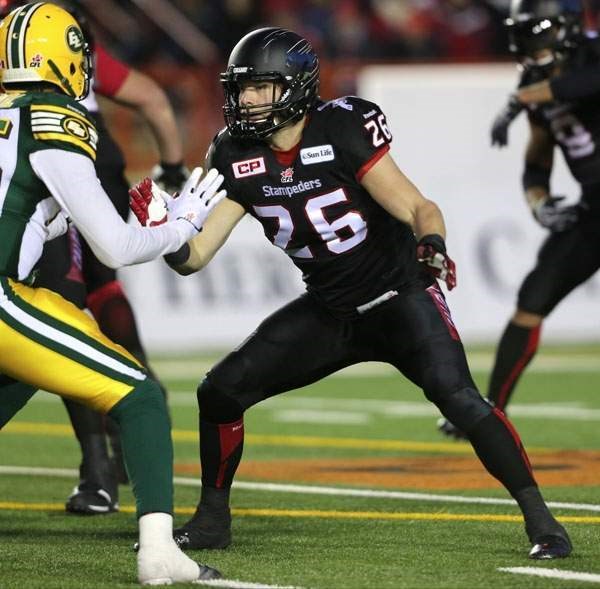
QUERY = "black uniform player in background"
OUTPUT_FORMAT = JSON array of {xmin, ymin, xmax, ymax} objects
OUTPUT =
[
  {"xmin": 130, "ymin": 27, "xmax": 572, "ymax": 559},
  {"xmin": 439, "ymin": 0, "xmax": 600, "ymax": 437}
]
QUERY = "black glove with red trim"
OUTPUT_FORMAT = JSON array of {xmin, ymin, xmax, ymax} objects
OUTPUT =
[{"xmin": 416, "ymin": 234, "xmax": 457, "ymax": 291}]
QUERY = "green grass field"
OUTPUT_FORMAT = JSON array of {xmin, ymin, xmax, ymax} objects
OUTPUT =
[{"xmin": 1, "ymin": 344, "xmax": 599, "ymax": 588}]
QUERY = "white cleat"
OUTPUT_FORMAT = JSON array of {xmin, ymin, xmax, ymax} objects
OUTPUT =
[{"xmin": 137, "ymin": 541, "xmax": 221, "ymax": 586}]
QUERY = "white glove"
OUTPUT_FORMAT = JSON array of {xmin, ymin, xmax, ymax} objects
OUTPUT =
[
  {"xmin": 129, "ymin": 167, "xmax": 226, "ymax": 233},
  {"xmin": 168, "ymin": 167, "xmax": 226, "ymax": 231}
]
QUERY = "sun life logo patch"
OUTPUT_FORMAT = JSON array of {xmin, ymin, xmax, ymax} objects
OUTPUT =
[
  {"xmin": 66, "ymin": 25, "xmax": 83, "ymax": 53},
  {"xmin": 62, "ymin": 117, "xmax": 89, "ymax": 140}
]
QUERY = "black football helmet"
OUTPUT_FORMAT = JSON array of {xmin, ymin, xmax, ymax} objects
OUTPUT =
[
  {"xmin": 505, "ymin": 0, "xmax": 583, "ymax": 68},
  {"xmin": 221, "ymin": 27, "xmax": 319, "ymax": 139}
]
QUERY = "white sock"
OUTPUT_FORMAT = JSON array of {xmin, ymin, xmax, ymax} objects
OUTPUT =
[
  {"xmin": 138, "ymin": 512, "xmax": 201, "ymax": 584},
  {"xmin": 138, "ymin": 512, "xmax": 173, "ymax": 549}
]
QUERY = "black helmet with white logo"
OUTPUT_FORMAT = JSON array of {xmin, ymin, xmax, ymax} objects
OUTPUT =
[{"xmin": 221, "ymin": 27, "xmax": 320, "ymax": 139}]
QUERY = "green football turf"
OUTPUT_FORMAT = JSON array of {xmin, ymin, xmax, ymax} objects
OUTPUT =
[{"xmin": 0, "ymin": 344, "xmax": 599, "ymax": 588}]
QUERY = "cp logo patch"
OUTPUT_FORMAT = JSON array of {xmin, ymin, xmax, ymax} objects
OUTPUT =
[{"xmin": 232, "ymin": 157, "xmax": 266, "ymax": 179}]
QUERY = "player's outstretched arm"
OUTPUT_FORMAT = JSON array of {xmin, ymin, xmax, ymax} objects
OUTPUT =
[
  {"xmin": 129, "ymin": 173, "xmax": 245, "ymax": 275},
  {"xmin": 31, "ymin": 150, "xmax": 202, "ymax": 268},
  {"xmin": 179, "ymin": 197, "xmax": 246, "ymax": 274},
  {"xmin": 361, "ymin": 152, "xmax": 456, "ymax": 289}
]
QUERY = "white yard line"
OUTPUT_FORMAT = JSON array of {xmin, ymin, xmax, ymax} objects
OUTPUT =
[
  {"xmin": 151, "ymin": 354, "xmax": 600, "ymax": 379},
  {"xmin": 1, "ymin": 465, "xmax": 599, "ymax": 512},
  {"xmin": 498, "ymin": 567, "xmax": 600, "ymax": 584},
  {"xmin": 25, "ymin": 390, "xmax": 600, "ymax": 423},
  {"xmin": 196, "ymin": 580, "xmax": 305, "ymax": 589}
]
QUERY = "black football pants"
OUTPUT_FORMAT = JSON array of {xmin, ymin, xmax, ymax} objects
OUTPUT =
[
  {"xmin": 518, "ymin": 210, "xmax": 600, "ymax": 316},
  {"xmin": 199, "ymin": 282, "xmax": 485, "ymax": 424}
]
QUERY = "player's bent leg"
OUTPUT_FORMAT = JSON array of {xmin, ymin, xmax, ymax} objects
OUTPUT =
[
  {"xmin": 86, "ymin": 278, "xmax": 168, "ymax": 484},
  {"xmin": 100, "ymin": 375, "xmax": 221, "ymax": 582},
  {"xmin": 30, "ymin": 233, "xmax": 121, "ymax": 513},
  {"xmin": 173, "ymin": 376, "xmax": 243, "ymax": 550},
  {"xmin": 487, "ymin": 225, "xmax": 600, "ymax": 417},
  {"xmin": 487, "ymin": 310, "xmax": 543, "ymax": 412},
  {"xmin": 0, "ymin": 278, "xmax": 221, "ymax": 583},
  {"xmin": 431, "ymin": 385, "xmax": 571, "ymax": 557},
  {"xmin": 176, "ymin": 294, "xmax": 353, "ymax": 550},
  {"xmin": 393, "ymin": 287, "xmax": 571, "ymax": 559}
]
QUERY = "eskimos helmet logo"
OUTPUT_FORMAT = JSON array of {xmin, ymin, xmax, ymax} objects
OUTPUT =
[
  {"xmin": 66, "ymin": 25, "xmax": 83, "ymax": 53},
  {"xmin": 0, "ymin": 2, "xmax": 92, "ymax": 100}
]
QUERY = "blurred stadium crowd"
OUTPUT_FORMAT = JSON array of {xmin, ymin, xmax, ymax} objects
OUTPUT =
[{"xmin": 83, "ymin": 0, "xmax": 513, "ymax": 65}]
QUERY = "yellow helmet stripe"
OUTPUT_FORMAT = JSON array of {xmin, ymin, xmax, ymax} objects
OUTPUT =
[{"xmin": 7, "ymin": 2, "xmax": 44, "ymax": 69}]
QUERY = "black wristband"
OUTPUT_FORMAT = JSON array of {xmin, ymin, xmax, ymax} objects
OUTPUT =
[
  {"xmin": 418, "ymin": 233, "xmax": 446, "ymax": 254},
  {"xmin": 163, "ymin": 242, "xmax": 191, "ymax": 268},
  {"xmin": 522, "ymin": 162, "xmax": 551, "ymax": 191}
]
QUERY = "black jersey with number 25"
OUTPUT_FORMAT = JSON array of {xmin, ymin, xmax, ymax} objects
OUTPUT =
[{"xmin": 207, "ymin": 96, "xmax": 426, "ymax": 317}]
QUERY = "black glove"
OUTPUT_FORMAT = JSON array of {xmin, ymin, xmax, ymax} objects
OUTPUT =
[
  {"xmin": 532, "ymin": 196, "xmax": 580, "ymax": 232},
  {"xmin": 416, "ymin": 234, "xmax": 457, "ymax": 290},
  {"xmin": 151, "ymin": 162, "xmax": 190, "ymax": 193},
  {"xmin": 490, "ymin": 94, "xmax": 524, "ymax": 148}
]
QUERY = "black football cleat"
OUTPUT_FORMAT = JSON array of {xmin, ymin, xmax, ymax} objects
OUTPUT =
[
  {"xmin": 198, "ymin": 563, "xmax": 222, "ymax": 580},
  {"xmin": 65, "ymin": 484, "xmax": 119, "ymax": 515},
  {"xmin": 174, "ymin": 508, "xmax": 232, "ymax": 550},
  {"xmin": 436, "ymin": 417, "xmax": 467, "ymax": 440},
  {"xmin": 529, "ymin": 534, "xmax": 573, "ymax": 560}
]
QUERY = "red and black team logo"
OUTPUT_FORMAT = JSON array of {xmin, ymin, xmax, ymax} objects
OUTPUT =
[
  {"xmin": 280, "ymin": 167, "xmax": 294, "ymax": 183},
  {"xmin": 232, "ymin": 156, "xmax": 266, "ymax": 179}
]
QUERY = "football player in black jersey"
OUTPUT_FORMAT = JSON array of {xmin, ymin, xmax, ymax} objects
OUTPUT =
[
  {"xmin": 130, "ymin": 27, "xmax": 572, "ymax": 559},
  {"xmin": 439, "ymin": 0, "xmax": 600, "ymax": 437}
]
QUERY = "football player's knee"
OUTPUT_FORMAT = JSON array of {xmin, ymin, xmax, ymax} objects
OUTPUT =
[
  {"xmin": 517, "ymin": 282, "xmax": 552, "ymax": 317},
  {"xmin": 421, "ymin": 361, "xmax": 472, "ymax": 405},
  {"xmin": 197, "ymin": 376, "xmax": 244, "ymax": 424},
  {"xmin": 434, "ymin": 387, "xmax": 493, "ymax": 433},
  {"xmin": 109, "ymin": 378, "xmax": 168, "ymax": 425}
]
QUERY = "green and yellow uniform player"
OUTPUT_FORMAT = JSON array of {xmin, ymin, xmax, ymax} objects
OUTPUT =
[{"xmin": 0, "ymin": 2, "xmax": 224, "ymax": 584}]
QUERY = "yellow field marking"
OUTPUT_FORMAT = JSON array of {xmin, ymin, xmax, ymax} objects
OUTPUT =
[
  {"xmin": 2, "ymin": 421, "xmax": 552, "ymax": 454},
  {"xmin": 2, "ymin": 422, "xmax": 74, "ymax": 436},
  {"xmin": 0, "ymin": 501, "xmax": 598, "ymax": 524}
]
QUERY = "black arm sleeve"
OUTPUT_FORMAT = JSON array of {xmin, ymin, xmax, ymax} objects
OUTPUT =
[{"xmin": 163, "ymin": 242, "xmax": 191, "ymax": 269}]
